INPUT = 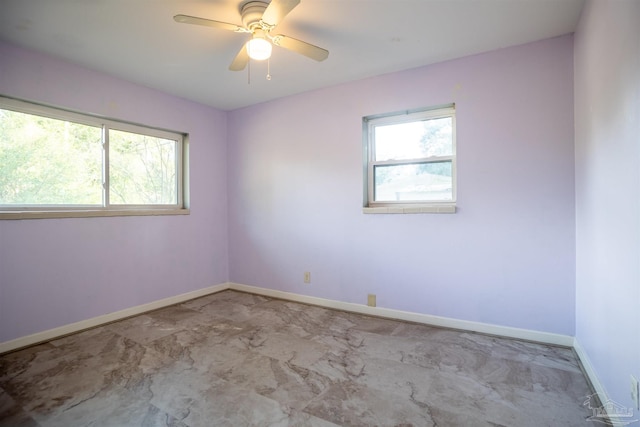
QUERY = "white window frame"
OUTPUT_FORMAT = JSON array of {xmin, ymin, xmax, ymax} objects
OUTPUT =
[
  {"xmin": 363, "ymin": 104, "xmax": 456, "ymax": 214},
  {"xmin": 0, "ymin": 96, "xmax": 189, "ymax": 220}
]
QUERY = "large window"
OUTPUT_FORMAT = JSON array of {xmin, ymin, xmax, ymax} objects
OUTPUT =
[
  {"xmin": 364, "ymin": 105, "xmax": 456, "ymax": 212},
  {"xmin": 0, "ymin": 97, "xmax": 187, "ymax": 218}
]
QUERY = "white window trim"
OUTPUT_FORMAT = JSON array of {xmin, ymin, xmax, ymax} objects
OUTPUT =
[
  {"xmin": 0, "ymin": 96, "xmax": 189, "ymax": 220},
  {"xmin": 363, "ymin": 104, "xmax": 456, "ymax": 214}
]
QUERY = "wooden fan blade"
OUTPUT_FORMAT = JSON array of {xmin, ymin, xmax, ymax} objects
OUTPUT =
[
  {"xmin": 229, "ymin": 44, "xmax": 250, "ymax": 71},
  {"xmin": 261, "ymin": 0, "xmax": 300, "ymax": 27},
  {"xmin": 173, "ymin": 15, "xmax": 249, "ymax": 33},
  {"xmin": 272, "ymin": 35, "xmax": 329, "ymax": 62}
]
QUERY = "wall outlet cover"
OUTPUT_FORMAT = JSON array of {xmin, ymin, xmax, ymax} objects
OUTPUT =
[{"xmin": 367, "ymin": 294, "xmax": 376, "ymax": 307}]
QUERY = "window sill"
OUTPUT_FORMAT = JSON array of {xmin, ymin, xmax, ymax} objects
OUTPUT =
[
  {"xmin": 363, "ymin": 205, "xmax": 456, "ymax": 214},
  {"xmin": 0, "ymin": 208, "xmax": 190, "ymax": 220}
]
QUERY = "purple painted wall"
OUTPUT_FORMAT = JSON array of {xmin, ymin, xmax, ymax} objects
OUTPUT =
[
  {"xmin": 0, "ymin": 41, "xmax": 229, "ymax": 343},
  {"xmin": 574, "ymin": 0, "xmax": 640, "ymax": 411},
  {"xmin": 0, "ymin": 34, "xmax": 579, "ymax": 344},
  {"xmin": 227, "ymin": 36, "xmax": 576, "ymax": 335}
]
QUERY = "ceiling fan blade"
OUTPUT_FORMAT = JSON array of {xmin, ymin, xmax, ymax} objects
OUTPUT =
[
  {"xmin": 173, "ymin": 15, "xmax": 249, "ymax": 33},
  {"xmin": 229, "ymin": 44, "xmax": 250, "ymax": 71},
  {"xmin": 272, "ymin": 35, "xmax": 329, "ymax": 62},
  {"xmin": 261, "ymin": 0, "xmax": 300, "ymax": 27}
]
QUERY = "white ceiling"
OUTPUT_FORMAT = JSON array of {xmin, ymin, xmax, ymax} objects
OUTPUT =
[{"xmin": 0, "ymin": 0, "xmax": 584, "ymax": 111}]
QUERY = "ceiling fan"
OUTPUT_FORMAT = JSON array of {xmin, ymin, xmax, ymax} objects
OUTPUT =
[{"xmin": 174, "ymin": 0, "xmax": 329, "ymax": 71}]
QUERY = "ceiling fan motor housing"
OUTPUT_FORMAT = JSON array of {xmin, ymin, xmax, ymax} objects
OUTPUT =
[
  {"xmin": 174, "ymin": 0, "xmax": 328, "ymax": 71},
  {"xmin": 242, "ymin": 1, "xmax": 269, "ymax": 29}
]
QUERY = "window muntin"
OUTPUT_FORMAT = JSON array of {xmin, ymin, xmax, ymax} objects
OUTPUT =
[
  {"xmin": 0, "ymin": 96, "xmax": 185, "ymax": 214},
  {"xmin": 365, "ymin": 106, "xmax": 456, "ymax": 207}
]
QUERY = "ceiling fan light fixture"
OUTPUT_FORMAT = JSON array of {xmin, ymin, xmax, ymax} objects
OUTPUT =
[
  {"xmin": 246, "ymin": 36, "xmax": 272, "ymax": 61},
  {"xmin": 175, "ymin": 0, "xmax": 328, "ymax": 72}
]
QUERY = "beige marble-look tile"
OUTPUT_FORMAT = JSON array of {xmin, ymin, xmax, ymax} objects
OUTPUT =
[
  {"xmin": 105, "ymin": 314, "xmax": 183, "ymax": 345},
  {"xmin": 104, "ymin": 307, "xmax": 214, "ymax": 346},
  {"xmin": 192, "ymin": 290, "xmax": 269, "ymax": 308},
  {"xmin": 147, "ymin": 360, "xmax": 336, "ymax": 427},
  {"xmin": 346, "ymin": 355, "xmax": 437, "ymax": 395},
  {"xmin": 180, "ymin": 290, "xmax": 269, "ymax": 321},
  {"xmin": 406, "ymin": 363, "xmax": 590, "ymax": 427},
  {"xmin": 335, "ymin": 311, "xmax": 407, "ymax": 335},
  {"xmin": 488, "ymin": 337, "xmax": 583, "ymax": 373},
  {"xmin": 309, "ymin": 328, "xmax": 427, "ymax": 382},
  {"xmin": 213, "ymin": 350, "xmax": 336, "ymax": 411},
  {"xmin": 239, "ymin": 300, "xmax": 339, "ymax": 335},
  {"xmin": 149, "ymin": 327, "xmax": 266, "ymax": 376},
  {"xmin": 1, "ymin": 341, "xmax": 97, "ymax": 392},
  {"xmin": 0, "ymin": 343, "xmax": 57, "ymax": 385},
  {"xmin": 145, "ymin": 304, "xmax": 204, "ymax": 323},
  {"xmin": 529, "ymin": 361, "xmax": 593, "ymax": 407},
  {"xmin": 313, "ymin": 350, "xmax": 533, "ymax": 424},
  {"xmin": 170, "ymin": 386, "xmax": 330, "ymax": 427},
  {"xmin": 403, "ymin": 366, "xmax": 524, "ymax": 426},
  {"xmin": 363, "ymin": 327, "xmax": 590, "ymax": 424},
  {"xmin": 307, "ymin": 323, "xmax": 593, "ymax": 426},
  {"xmin": 303, "ymin": 380, "xmax": 437, "ymax": 426},
  {"xmin": 230, "ymin": 327, "xmax": 332, "ymax": 369},
  {"xmin": 0, "ymin": 290, "xmax": 596, "ymax": 427},
  {"xmin": 314, "ymin": 345, "xmax": 538, "ymax": 420},
  {"xmin": 346, "ymin": 326, "xmax": 496, "ymax": 374},
  {"xmin": 49, "ymin": 326, "xmax": 118, "ymax": 355},
  {"xmin": 0, "ymin": 387, "xmax": 40, "ymax": 427},
  {"xmin": 2, "ymin": 333, "xmax": 171, "ymax": 421},
  {"xmin": 424, "ymin": 329, "xmax": 583, "ymax": 373},
  {"xmin": 388, "ymin": 321, "xmax": 444, "ymax": 338},
  {"xmin": 149, "ymin": 326, "xmax": 336, "ymax": 412},
  {"xmin": 147, "ymin": 320, "xmax": 247, "ymax": 364},
  {"xmin": 34, "ymin": 388, "xmax": 188, "ymax": 427},
  {"xmin": 308, "ymin": 345, "xmax": 367, "ymax": 382}
]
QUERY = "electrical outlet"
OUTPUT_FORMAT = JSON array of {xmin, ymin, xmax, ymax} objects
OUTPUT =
[
  {"xmin": 304, "ymin": 272, "xmax": 311, "ymax": 284},
  {"xmin": 631, "ymin": 375, "xmax": 639, "ymax": 410},
  {"xmin": 367, "ymin": 294, "xmax": 376, "ymax": 307}
]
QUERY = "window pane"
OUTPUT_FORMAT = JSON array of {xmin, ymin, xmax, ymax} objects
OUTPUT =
[
  {"xmin": 109, "ymin": 129, "xmax": 177, "ymax": 205},
  {"xmin": 0, "ymin": 109, "xmax": 102, "ymax": 205},
  {"xmin": 374, "ymin": 161, "xmax": 453, "ymax": 202},
  {"xmin": 374, "ymin": 117, "xmax": 452, "ymax": 161}
]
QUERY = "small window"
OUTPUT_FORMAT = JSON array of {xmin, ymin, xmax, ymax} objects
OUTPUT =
[
  {"xmin": 364, "ymin": 105, "xmax": 456, "ymax": 211},
  {"xmin": 0, "ymin": 96, "xmax": 187, "ymax": 218}
]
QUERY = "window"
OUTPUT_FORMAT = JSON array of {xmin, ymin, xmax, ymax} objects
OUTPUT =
[
  {"xmin": 363, "ymin": 105, "xmax": 456, "ymax": 213},
  {"xmin": 0, "ymin": 96, "xmax": 187, "ymax": 219}
]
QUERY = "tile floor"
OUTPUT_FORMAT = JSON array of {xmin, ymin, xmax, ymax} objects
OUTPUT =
[{"xmin": 1, "ymin": 290, "xmax": 596, "ymax": 426}]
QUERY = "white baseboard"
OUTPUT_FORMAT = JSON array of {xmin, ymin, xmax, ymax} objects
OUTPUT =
[
  {"xmin": 0, "ymin": 283, "xmax": 230, "ymax": 354},
  {"xmin": 573, "ymin": 338, "xmax": 607, "ymax": 397},
  {"xmin": 572, "ymin": 338, "xmax": 623, "ymax": 425},
  {"xmin": 0, "ymin": 281, "xmax": 575, "ymax": 354},
  {"xmin": 228, "ymin": 283, "xmax": 575, "ymax": 347}
]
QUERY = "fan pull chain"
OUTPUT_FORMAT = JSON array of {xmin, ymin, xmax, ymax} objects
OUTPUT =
[{"xmin": 266, "ymin": 58, "xmax": 271, "ymax": 81}]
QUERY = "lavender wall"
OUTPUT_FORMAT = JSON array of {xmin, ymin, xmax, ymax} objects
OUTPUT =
[
  {"xmin": 0, "ymin": 42, "xmax": 229, "ymax": 343},
  {"xmin": 574, "ymin": 0, "xmax": 640, "ymax": 411},
  {"xmin": 227, "ymin": 36, "xmax": 576, "ymax": 335},
  {"xmin": 0, "ymin": 34, "xmax": 578, "ymax": 345}
]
